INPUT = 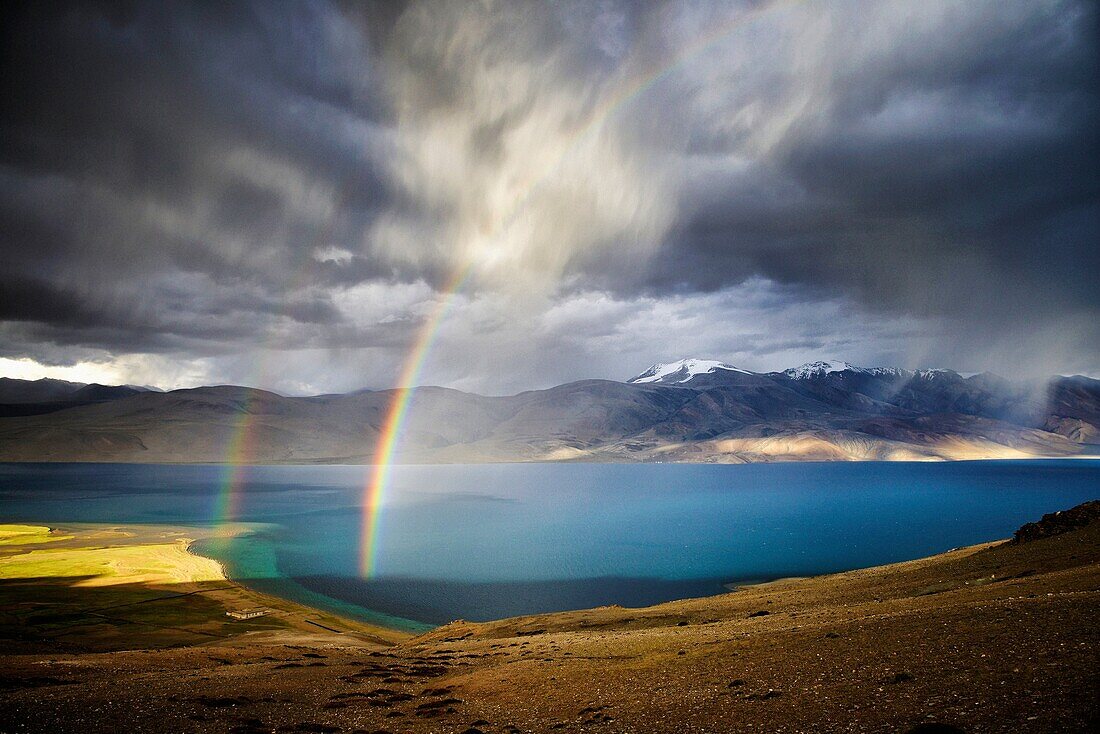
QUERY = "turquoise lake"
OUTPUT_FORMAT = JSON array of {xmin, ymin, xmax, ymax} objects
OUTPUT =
[{"xmin": 1, "ymin": 461, "xmax": 1096, "ymax": 629}]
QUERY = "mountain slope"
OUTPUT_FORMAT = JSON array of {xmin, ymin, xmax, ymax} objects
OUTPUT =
[
  {"xmin": 0, "ymin": 377, "xmax": 86, "ymax": 403},
  {"xmin": 0, "ymin": 378, "xmax": 152, "ymax": 418},
  {"xmin": 0, "ymin": 362, "xmax": 1096, "ymax": 464}
]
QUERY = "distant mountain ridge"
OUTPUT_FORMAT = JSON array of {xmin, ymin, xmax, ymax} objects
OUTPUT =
[
  {"xmin": 0, "ymin": 360, "xmax": 1097, "ymax": 464},
  {"xmin": 779, "ymin": 360, "xmax": 934, "ymax": 380},
  {"xmin": 0, "ymin": 377, "xmax": 87, "ymax": 404},
  {"xmin": 0, "ymin": 377, "xmax": 157, "ymax": 417},
  {"xmin": 629, "ymin": 359, "xmax": 962, "ymax": 384}
]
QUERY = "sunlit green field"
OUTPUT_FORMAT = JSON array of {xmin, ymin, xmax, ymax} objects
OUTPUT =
[
  {"xmin": 0, "ymin": 524, "xmax": 72, "ymax": 546},
  {"xmin": 0, "ymin": 540, "xmax": 224, "ymax": 585},
  {"xmin": 0, "ymin": 522, "xmax": 401, "ymax": 652},
  {"xmin": 0, "ymin": 524, "xmax": 284, "ymax": 651}
]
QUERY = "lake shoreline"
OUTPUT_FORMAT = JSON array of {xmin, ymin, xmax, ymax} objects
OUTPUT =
[
  {"xmin": 3, "ymin": 501, "xmax": 1096, "ymax": 732},
  {"xmin": 2, "ymin": 519, "xmax": 816, "ymax": 636},
  {"xmin": 188, "ymin": 527, "xmax": 435, "ymax": 634},
  {"xmin": 181, "ymin": 535, "xmax": 424, "ymax": 637},
  {"xmin": 0, "ymin": 521, "xmax": 411, "ymax": 652},
  {"xmin": 3, "ymin": 460, "xmax": 1098, "ymax": 626}
]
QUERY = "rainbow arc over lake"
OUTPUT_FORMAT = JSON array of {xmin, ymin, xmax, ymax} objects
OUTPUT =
[{"xmin": 357, "ymin": 0, "xmax": 800, "ymax": 576}]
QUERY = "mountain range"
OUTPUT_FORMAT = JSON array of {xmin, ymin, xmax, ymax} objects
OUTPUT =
[
  {"xmin": 0, "ymin": 377, "xmax": 160, "ymax": 416},
  {"xmin": 0, "ymin": 359, "xmax": 1097, "ymax": 464}
]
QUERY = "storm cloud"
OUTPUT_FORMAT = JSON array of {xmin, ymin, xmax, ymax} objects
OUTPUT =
[{"xmin": 0, "ymin": 0, "xmax": 1096, "ymax": 393}]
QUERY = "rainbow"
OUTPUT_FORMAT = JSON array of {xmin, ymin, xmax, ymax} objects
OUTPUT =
[
  {"xmin": 358, "ymin": 264, "xmax": 474, "ymax": 575},
  {"xmin": 213, "ymin": 183, "xmax": 357, "ymax": 525},
  {"xmin": 357, "ymin": 0, "xmax": 801, "ymax": 576},
  {"xmin": 214, "ymin": 387, "xmax": 261, "ymax": 523}
]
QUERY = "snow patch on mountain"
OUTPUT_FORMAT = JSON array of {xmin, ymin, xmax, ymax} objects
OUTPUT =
[
  {"xmin": 783, "ymin": 362, "xmax": 959, "ymax": 381},
  {"xmin": 916, "ymin": 369, "xmax": 958, "ymax": 380},
  {"xmin": 783, "ymin": 360, "xmax": 864, "ymax": 380},
  {"xmin": 631, "ymin": 359, "xmax": 964, "ymax": 385},
  {"xmin": 863, "ymin": 367, "xmax": 909, "ymax": 378},
  {"xmin": 629, "ymin": 359, "xmax": 750, "ymax": 384}
]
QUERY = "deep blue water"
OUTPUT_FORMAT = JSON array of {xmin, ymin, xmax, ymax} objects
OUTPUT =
[{"xmin": 0, "ymin": 461, "xmax": 1096, "ymax": 629}]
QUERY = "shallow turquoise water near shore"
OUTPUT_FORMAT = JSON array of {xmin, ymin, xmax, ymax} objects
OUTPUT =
[{"xmin": 1, "ymin": 460, "xmax": 1097, "ymax": 627}]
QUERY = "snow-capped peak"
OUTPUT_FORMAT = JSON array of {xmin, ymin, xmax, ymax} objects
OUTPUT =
[
  {"xmin": 628, "ymin": 358, "xmax": 750, "ymax": 384},
  {"xmin": 915, "ymin": 368, "xmax": 958, "ymax": 380},
  {"xmin": 863, "ymin": 366, "xmax": 909, "ymax": 378},
  {"xmin": 783, "ymin": 360, "xmax": 864, "ymax": 380},
  {"xmin": 782, "ymin": 362, "xmax": 960, "ymax": 381}
]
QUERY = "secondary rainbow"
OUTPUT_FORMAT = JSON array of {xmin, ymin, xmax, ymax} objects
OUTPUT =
[
  {"xmin": 213, "ymin": 183, "xmax": 356, "ymax": 525},
  {"xmin": 214, "ymin": 387, "xmax": 263, "ymax": 523},
  {"xmin": 358, "ymin": 0, "xmax": 802, "ymax": 576}
]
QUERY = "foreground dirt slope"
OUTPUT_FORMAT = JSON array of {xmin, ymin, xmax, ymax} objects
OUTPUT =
[{"xmin": 1, "ymin": 505, "xmax": 1098, "ymax": 733}]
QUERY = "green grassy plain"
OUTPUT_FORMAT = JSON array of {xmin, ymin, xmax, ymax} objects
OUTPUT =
[
  {"xmin": 0, "ymin": 523, "xmax": 403, "ymax": 653},
  {"xmin": 0, "ymin": 524, "xmax": 72, "ymax": 546}
]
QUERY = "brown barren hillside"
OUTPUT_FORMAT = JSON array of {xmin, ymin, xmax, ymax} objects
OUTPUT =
[{"xmin": 1, "ymin": 502, "xmax": 1098, "ymax": 733}]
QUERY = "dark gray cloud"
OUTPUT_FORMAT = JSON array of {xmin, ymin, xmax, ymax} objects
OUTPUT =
[
  {"xmin": 0, "ymin": 0, "xmax": 1096, "ymax": 392},
  {"xmin": 631, "ymin": 1, "xmax": 1099, "ymax": 373},
  {"xmin": 1, "ymin": 0, "xmax": 393, "ymax": 304}
]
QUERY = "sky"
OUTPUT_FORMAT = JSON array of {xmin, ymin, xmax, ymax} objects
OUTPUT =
[{"xmin": 0, "ymin": 0, "xmax": 1097, "ymax": 395}]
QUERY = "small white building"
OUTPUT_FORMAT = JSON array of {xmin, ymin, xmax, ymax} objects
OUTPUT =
[{"xmin": 226, "ymin": 608, "xmax": 268, "ymax": 620}]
